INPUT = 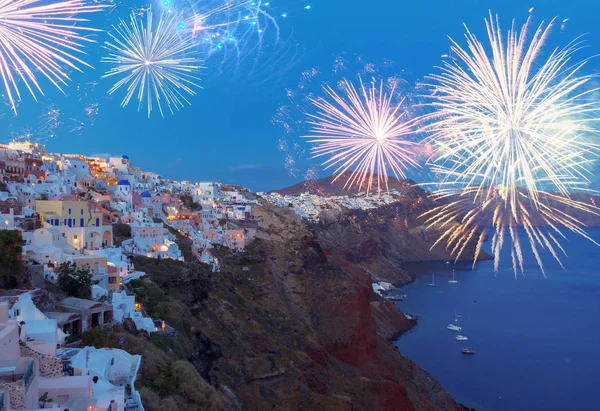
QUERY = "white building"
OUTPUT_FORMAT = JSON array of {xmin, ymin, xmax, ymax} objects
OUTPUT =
[
  {"xmin": 109, "ymin": 155, "xmax": 130, "ymax": 172},
  {"xmin": 69, "ymin": 346, "xmax": 143, "ymax": 411}
]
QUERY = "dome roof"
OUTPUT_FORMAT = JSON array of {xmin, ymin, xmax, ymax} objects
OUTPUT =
[
  {"xmin": 155, "ymin": 192, "xmax": 161, "ymax": 197},
  {"xmin": 122, "ymin": 155, "xmax": 129, "ymax": 160},
  {"xmin": 117, "ymin": 180, "xmax": 131, "ymax": 186},
  {"xmin": 141, "ymin": 191, "xmax": 152, "ymax": 198}
]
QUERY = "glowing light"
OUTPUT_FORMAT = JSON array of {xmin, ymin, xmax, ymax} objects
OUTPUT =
[
  {"xmin": 0, "ymin": 0, "xmax": 105, "ymax": 114},
  {"xmin": 420, "ymin": 13, "xmax": 600, "ymax": 274},
  {"xmin": 102, "ymin": 10, "xmax": 203, "ymax": 118},
  {"xmin": 305, "ymin": 77, "xmax": 420, "ymax": 194}
]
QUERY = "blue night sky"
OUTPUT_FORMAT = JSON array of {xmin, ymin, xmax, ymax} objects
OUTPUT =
[{"xmin": 2, "ymin": 0, "xmax": 600, "ymax": 191}]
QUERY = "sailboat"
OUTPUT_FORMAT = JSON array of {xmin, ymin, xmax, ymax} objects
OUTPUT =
[
  {"xmin": 448, "ymin": 270, "xmax": 458, "ymax": 284},
  {"xmin": 427, "ymin": 273, "xmax": 436, "ymax": 287},
  {"xmin": 447, "ymin": 323, "xmax": 462, "ymax": 331}
]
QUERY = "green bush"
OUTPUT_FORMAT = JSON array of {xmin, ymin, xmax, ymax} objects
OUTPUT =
[
  {"xmin": 81, "ymin": 328, "xmax": 117, "ymax": 348},
  {"xmin": 0, "ymin": 230, "xmax": 24, "ymax": 289},
  {"xmin": 56, "ymin": 262, "xmax": 95, "ymax": 299}
]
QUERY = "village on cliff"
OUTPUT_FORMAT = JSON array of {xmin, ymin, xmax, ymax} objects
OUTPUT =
[{"xmin": 0, "ymin": 141, "xmax": 407, "ymax": 411}]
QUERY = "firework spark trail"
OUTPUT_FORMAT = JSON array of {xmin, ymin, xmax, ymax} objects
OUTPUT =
[
  {"xmin": 0, "ymin": 0, "xmax": 106, "ymax": 114},
  {"xmin": 420, "ymin": 12, "xmax": 600, "ymax": 274},
  {"xmin": 305, "ymin": 77, "xmax": 420, "ymax": 194},
  {"xmin": 159, "ymin": 0, "xmax": 279, "ymax": 65},
  {"xmin": 102, "ymin": 10, "xmax": 203, "ymax": 118}
]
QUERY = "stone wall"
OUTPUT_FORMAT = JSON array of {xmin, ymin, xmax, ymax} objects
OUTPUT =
[
  {"xmin": 20, "ymin": 344, "xmax": 63, "ymax": 378},
  {"xmin": 0, "ymin": 380, "xmax": 25, "ymax": 410}
]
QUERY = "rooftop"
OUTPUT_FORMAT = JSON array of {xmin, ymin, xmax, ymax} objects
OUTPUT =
[{"xmin": 60, "ymin": 297, "xmax": 108, "ymax": 311}]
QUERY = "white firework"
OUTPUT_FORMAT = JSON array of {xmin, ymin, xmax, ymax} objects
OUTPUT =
[{"xmin": 102, "ymin": 9, "xmax": 204, "ymax": 117}]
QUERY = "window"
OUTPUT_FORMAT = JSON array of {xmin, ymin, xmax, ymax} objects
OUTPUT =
[
  {"xmin": 109, "ymin": 277, "xmax": 117, "ymax": 284},
  {"xmin": 68, "ymin": 208, "xmax": 72, "ymax": 215},
  {"xmin": 80, "ymin": 209, "xmax": 84, "ymax": 215},
  {"xmin": 74, "ymin": 235, "xmax": 78, "ymax": 240}
]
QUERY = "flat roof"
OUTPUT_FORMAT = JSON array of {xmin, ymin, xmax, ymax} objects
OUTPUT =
[
  {"xmin": 60, "ymin": 297, "xmax": 109, "ymax": 310},
  {"xmin": 38, "ymin": 375, "xmax": 91, "ymax": 389},
  {"xmin": 45, "ymin": 312, "xmax": 79, "ymax": 324}
]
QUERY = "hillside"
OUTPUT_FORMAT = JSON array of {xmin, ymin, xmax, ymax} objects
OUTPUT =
[
  {"xmin": 101, "ymin": 191, "xmax": 483, "ymax": 410},
  {"xmin": 272, "ymin": 172, "xmax": 422, "ymax": 198}
]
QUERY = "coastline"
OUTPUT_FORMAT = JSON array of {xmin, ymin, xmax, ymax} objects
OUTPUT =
[
  {"xmin": 373, "ymin": 261, "xmax": 481, "ymax": 342},
  {"xmin": 389, "ymin": 236, "xmax": 600, "ymax": 411},
  {"xmin": 388, "ymin": 262, "xmax": 479, "ymax": 410}
]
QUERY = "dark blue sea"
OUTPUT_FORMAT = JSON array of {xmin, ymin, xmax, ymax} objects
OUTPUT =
[{"xmin": 393, "ymin": 228, "xmax": 600, "ymax": 411}]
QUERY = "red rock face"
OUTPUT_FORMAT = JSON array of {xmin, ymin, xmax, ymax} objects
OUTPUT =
[
  {"xmin": 319, "ymin": 284, "xmax": 377, "ymax": 366},
  {"xmin": 369, "ymin": 380, "xmax": 414, "ymax": 411}
]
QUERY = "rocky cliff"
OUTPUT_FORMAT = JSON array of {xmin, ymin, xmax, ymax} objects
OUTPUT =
[
  {"xmin": 190, "ymin": 201, "xmax": 464, "ymax": 410},
  {"xmin": 108, "ymin": 185, "xmax": 482, "ymax": 410}
]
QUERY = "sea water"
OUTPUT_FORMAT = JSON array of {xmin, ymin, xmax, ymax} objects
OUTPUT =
[{"xmin": 393, "ymin": 228, "xmax": 600, "ymax": 411}]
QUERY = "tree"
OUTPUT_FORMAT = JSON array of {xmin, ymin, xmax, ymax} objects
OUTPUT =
[
  {"xmin": 0, "ymin": 230, "xmax": 25, "ymax": 289},
  {"xmin": 57, "ymin": 262, "xmax": 95, "ymax": 299}
]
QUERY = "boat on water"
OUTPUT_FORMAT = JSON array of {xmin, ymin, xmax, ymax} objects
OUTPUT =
[
  {"xmin": 427, "ymin": 273, "xmax": 436, "ymax": 287},
  {"xmin": 455, "ymin": 335, "xmax": 468, "ymax": 341},
  {"xmin": 462, "ymin": 348, "xmax": 475, "ymax": 355},
  {"xmin": 447, "ymin": 324, "xmax": 462, "ymax": 331},
  {"xmin": 448, "ymin": 269, "xmax": 458, "ymax": 284}
]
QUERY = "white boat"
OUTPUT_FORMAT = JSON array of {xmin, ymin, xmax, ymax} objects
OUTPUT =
[
  {"xmin": 448, "ymin": 269, "xmax": 458, "ymax": 284},
  {"xmin": 447, "ymin": 324, "xmax": 462, "ymax": 331},
  {"xmin": 427, "ymin": 273, "xmax": 436, "ymax": 287},
  {"xmin": 455, "ymin": 335, "xmax": 468, "ymax": 341}
]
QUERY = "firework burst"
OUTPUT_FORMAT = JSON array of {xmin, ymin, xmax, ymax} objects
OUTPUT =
[
  {"xmin": 0, "ymin": 0, "xmax": 105, "ymax": 114},
  {"xmin": 420, "ymin": 13, "xmax": 600, "ymax": 274},
  {"xmin": 306, "ymin": 77, "xmax": 419, "ymax": 194},
  {"xmin": 102, "ymin": 9, "xmax": 203, "ymax": 118}
]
